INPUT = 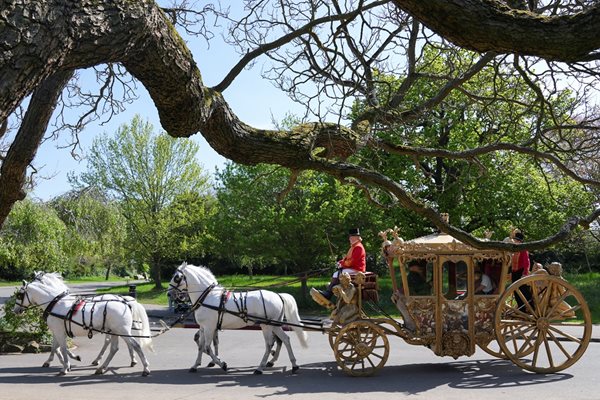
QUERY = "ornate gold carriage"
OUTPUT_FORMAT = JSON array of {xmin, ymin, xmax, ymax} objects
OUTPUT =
[{"xmin": 326, "ymin": 224, "xmax": 592, "ymax": 377}]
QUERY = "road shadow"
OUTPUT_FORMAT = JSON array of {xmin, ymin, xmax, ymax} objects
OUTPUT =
[{"xmin": 0, "ymin": 358, "xmax": 570, "ymax": 396}]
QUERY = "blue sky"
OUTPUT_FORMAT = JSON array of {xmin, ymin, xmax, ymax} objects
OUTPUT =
[{"xmin": 30, "ymin": 26, "xmax": 306, "ymax": 201}]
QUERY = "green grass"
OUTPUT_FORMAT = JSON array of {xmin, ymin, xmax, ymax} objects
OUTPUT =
[{"xmin": 566, "ymin": 272, "xmax": 600, "ymax": 324}]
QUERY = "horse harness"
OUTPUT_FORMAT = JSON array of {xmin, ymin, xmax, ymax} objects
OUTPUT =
[
  {"xmin": 181, "ymin": 284, "xmax": 287, "ymax": 329},
  {"xmin": 43, "ymin": 294, "xmax": 135, "ymax": 339}
]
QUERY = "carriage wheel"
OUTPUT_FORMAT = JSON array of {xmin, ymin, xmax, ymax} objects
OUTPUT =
[
  {"xmin": 328, "ymin": 325, "xmax": 341, "ymax": 349},
  {"xmin": 478, "ymin": 338, "xmax": 509, "ymax": 359},
  {"xmin": 494, "ymin": 275, "xmax": 592, "ymax": 373},
  {"xmin": 478, "ymin": 294, "xmax": 519, "ymax": 359},
  {"xmin": 333, "ymin": 320, "xmax": 389, "ymax": 377}
]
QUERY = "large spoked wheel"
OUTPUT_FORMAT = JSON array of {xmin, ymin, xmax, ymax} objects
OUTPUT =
[
  {"xmin": 494, "ymin": 275, "xmax": 592, "ymax": 373},
  {"xmin": 478, "ymin": 294, "xmax": 519, "ymax": 359},
  {"xmin": 478, "ymin": 338, "xmax": 508, "ymax": 360},
  {"xmin": 333, "ymin": 320, "xmax": 389, "ymax": 377}
]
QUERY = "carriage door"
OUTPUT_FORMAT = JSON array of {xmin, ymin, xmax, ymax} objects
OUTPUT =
[{"xmin": 435, "ymin": 256, "xmax": 475, "ymax": 358}]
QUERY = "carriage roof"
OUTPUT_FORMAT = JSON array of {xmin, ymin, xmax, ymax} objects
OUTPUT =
[{"xmin": 383, "ymin": 230, "xmax": 507, "ymax": 259}]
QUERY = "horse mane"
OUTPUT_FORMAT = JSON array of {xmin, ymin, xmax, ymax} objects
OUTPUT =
[
  {"xmin": 36, "ymin": 271, "xmax": 69, "ymax": 291},
  {"xmin": 183, "ymin": 263, "xmax": 218, "ymax": 284}
]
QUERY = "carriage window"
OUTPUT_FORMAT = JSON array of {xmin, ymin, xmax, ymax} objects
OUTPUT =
[
  {"xmin": 475, "ymin": 258, "xmax": 502, "ymax": 294},
  {"xmin": 442, "ymin": 260, "xmax": 468, "ymax": 299},
  {"xmin": 405, "ymin": 260, "xmax": 432, "ymax": 296}
]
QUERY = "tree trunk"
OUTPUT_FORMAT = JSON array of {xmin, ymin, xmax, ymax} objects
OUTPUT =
[{"xmin": 151, "ymin": 254, "xmax": 162, "ymax": 289}]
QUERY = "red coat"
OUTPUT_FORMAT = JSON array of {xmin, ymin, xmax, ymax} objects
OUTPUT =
[
  {"xmin": 512, "ymin": 250, "xmax": 530, "ymax": 276},
  {"xmin": 339, "ymin": 242, "xmax": 366, "ymax": 272}
]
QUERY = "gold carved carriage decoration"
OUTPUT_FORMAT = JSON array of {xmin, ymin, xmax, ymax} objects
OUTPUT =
[{"xmin": 324, "ymin": 220, "xmax": 592, "ymax": 377}]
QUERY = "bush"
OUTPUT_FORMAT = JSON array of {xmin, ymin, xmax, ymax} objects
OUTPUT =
[{"xmin": 0, "ymin": 292, "xmax": 52, "ymax": 346}]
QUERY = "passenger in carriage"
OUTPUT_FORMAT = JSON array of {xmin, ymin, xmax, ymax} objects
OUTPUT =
[
  {"xmin": 312, "ymin": 228, "xmax": 366, "ymax": 301},
  {"xmin": 474, "ymin": 269, "xmax": 495, "ymax": 295},
  {"xmin": 406, "ymin": 261, "xmax": 431, "ymax": 296}
]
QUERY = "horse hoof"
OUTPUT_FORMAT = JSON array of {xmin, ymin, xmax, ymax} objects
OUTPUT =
[
  {"xmin": 221, "ymin": 363, "xmax": 228, "ymax": 372},
  {"xmin": 42, "ymin": 362, "xmax": 50, "ymax": 368},
  {"xmin": 189, "ymin": 367, "xmax": 198, "ymax": 373},
  {"xmin": 75, "ymin": 356, "xmax": 82, "ymax": 362},
  {"xmin": 207, "ymin": 362, "xmax": 215, "ymax": 368},
  {"xmin": 292, "ymin": 366, "xmax": 300, "ymax": 374},
  {"xmin": 58, "ymin": 371, "xmax": 67, "ymax": 376},
  {"xmin": 130, "ymin": 361, "xmax": 137, "ymax": 367},
  {"xmin": 253, "ymin": 369, "xmax": 263, "ymax": 375},
  {"xmin": 142, "ymin": 370, "xmax": 150, "ymax": 377},
  {"xmin": 94, "ymin": 368, "xmax": 104, "ymax": 375},
  {"xmin": 266, "ymin": 361, "xmax": 274, "ymax": 368},
  {"xmin": 91, "ymin": 360, "xmax": 99, "ymax": 366}
]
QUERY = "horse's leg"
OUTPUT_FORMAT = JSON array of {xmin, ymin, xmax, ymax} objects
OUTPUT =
[
  {"xmin": 190, "ymin": 329, "xmax": 204, "ymax": 372},
  {"xmin": 254, "ymin": 326, "xmax": 277, "ymax": 375},
  {"xmin": 91, "ymin": 335, "xmax": 111, "ymax": 366},
  {"xmin": 266, "ymin": 335, "xmax": 283, "ymax": 368},
  {"xmin": 43, "ymin": 337, "xmax": 60, "ymax": 368},
  {"xmin": 126, "ymin": 337, "xmax": 138, "ymax": 367},
  {"xmin": 206, "ymin": 331, "xmax": 219, "ymax": 367},
  {"xmin": 202, "ymin": 328, "xmax": 227, "ymax": 372},
  {"xmin": 95, "ymin": 335, "xmax": 119, "ymax": 375},
  {"xmin": 272, "ymin": 326, "xmax": 300, "ymax": 373},
  {"xmin": 55, "ymin": 333, "xmax": 71, "ymax": 375},
  {"xmin": 122, "ymin": 336, "xmax": 150, "ymax": 376}
]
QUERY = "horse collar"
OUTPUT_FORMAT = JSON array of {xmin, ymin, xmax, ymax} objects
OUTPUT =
[
  {"xmin": 190, "ymin": 283, "xmax": 217, "ymax": 312},
  {"xmin": 42, "ymin": 291, "xmax": 69, "ymax": 321}
]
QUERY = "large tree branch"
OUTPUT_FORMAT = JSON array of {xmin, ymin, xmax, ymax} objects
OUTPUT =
[
  {"xmin": 315, "ymin": 160, "xmax": 600, "ymax": 251},
  {"xmin": 373, "ymin": 139, "xmax": 600, "ymax": 187},
  {"xmin": 0, "ymin": 70, "xmax": 73, "ymax": 223},
  {"xmin": 392, "ymin": 0, "xmax": 600, "ymax": 62}
]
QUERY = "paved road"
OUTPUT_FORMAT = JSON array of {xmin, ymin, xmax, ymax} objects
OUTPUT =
[
  {"xmin": 1, "ymin": 327, "xmax": 599, "ymax": 400},
  {"xmin": 1, "ymin": 282, "xmax": 599, "ymax": 399}
]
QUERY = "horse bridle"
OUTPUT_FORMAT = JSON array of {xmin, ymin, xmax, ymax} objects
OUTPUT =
[
  {"xmin": 14, "ymin": 273, "xmax": 43, "ymax": 310},
  {"xmin": 169, "ymin": 269, "xmax": 217, "ymax": 313},
  {"xmin": 14, "ymin": 273, "xmax": 67, "ymax": 312},
  {"xmin": 14, "ymin": 285, "xmax": 32, "ymax": 310},
  {"xmin": 169, "ymin": 270, "xmax": 187, "ymax": 292}
]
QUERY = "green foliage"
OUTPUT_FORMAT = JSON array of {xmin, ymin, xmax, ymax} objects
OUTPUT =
[
  {"xmin": 73, "ymin": 115, "xmax": 211, "ymax": 287},
  {"xmin": 353, "ymin": 48, "xmax": 595, "ymax": 240},
  {"xmin": 0, "ymin": 199, "xmax": 68, "ymax": 280},
  {"xmin": 50, "ymin": 188, "xmax": 127, "ymax": 278},
  {"xmin": 208, "ymin": 162, "xmax": 387, "ymax": 274},
  {"xmin": 0, "ymin": 293, "xmax": 51, "ymax": 344}
]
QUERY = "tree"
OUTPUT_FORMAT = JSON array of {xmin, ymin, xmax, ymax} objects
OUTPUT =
[
  {"xmin": 1, "ymin": 0, "xmax": 599, "ymax": 257},
  {"xmin": 159, "ymin": 191, "xmax": 217, "ymax": 275},
  {"xmin": 74, "ymin": 115, "xmax": 210, "ymax": 287},
  {"xmin": 0, "ymin": 199, "xmax": 68, "ymax": 280},
  {"xmin": 51, "ymin": 187, "xmax": 127, "ymax": 278},
  {"xmin": 352, "ymin": 49, "xmax": 596, "ymax": 239},
  {"xmin": 208, "ymin": 162, "xmax": 386, "ymax": 275}
]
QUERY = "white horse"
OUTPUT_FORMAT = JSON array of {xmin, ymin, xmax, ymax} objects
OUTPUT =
[
  {"xmin": 168, "ymin": 262, "xmax": 308, "ymax": 374},
  {"xmin": 38, "ymin": 284, "xmax": 139, "ymax": 368},
  {"xmin": 14, "ymin": 272, "xmax": 153, "ymax": 376}
]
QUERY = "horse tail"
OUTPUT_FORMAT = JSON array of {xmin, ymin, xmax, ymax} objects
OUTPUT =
[
  {"xmin": 131, "ymin": 301, "xmax": 154, "ymax": 352},
  {"xmin": 280, "ymin": 293, "xmax": 308, "ymax": 348}
]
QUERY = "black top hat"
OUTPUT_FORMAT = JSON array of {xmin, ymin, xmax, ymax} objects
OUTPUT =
[
  {"xmin": 348, "ymin": 228, "xmax": 361, "ymax": 236},
  {"xmin": 514, "ymin": 231, "xmax": 524, "ymax": 241}
]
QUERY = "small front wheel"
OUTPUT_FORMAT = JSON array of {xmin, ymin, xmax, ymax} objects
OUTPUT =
[{"xmin": 333, "ymin": 320, "xmax": 389, "ymax": 377}]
